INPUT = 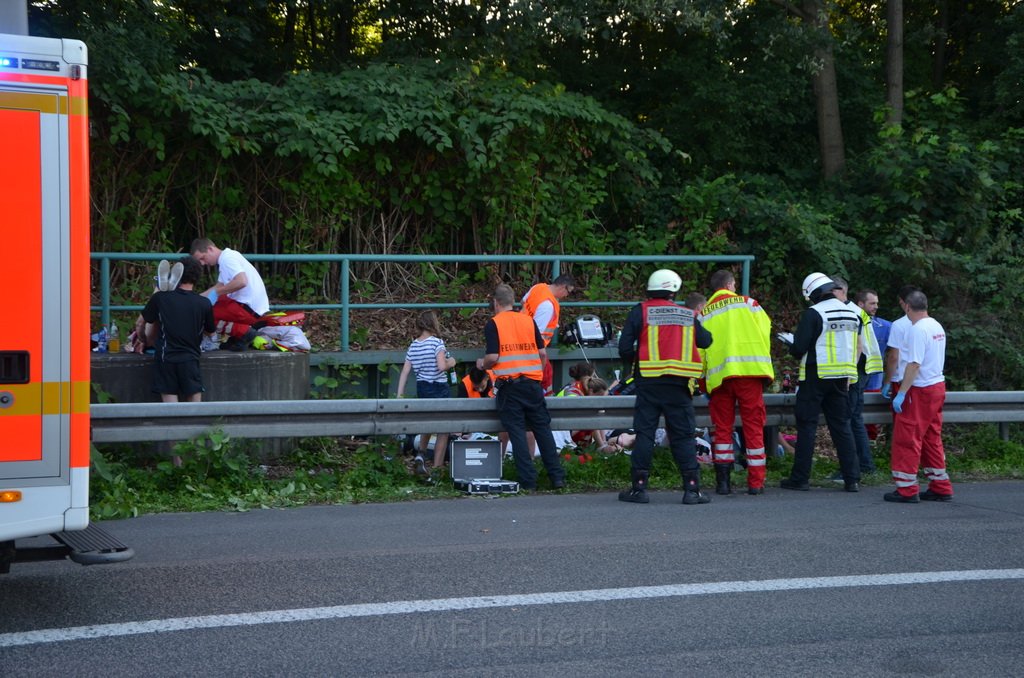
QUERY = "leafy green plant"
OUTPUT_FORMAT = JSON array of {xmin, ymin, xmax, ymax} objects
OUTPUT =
[{"xmin": 311, "ymin": 357, "xmax": 367, "ymax": 399}]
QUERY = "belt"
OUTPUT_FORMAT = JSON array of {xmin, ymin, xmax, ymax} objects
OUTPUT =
[{"xmin": 496, "ymin": 375, "xmax": 534, "ymax": 386}]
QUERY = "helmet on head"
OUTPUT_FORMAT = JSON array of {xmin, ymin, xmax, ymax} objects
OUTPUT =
[
  {"xmin": 801, "ymin": 272, "xmax": 835, "ymax": 301},
  {"xmin": 647, "ymin": 269, "xmax": 682, "ymax": 293}
]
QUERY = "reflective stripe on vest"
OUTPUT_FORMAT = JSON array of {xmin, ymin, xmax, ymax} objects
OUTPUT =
[
  {"xmin": 859, "ymin": 306, "xmax": 884, "ymax": 375},
  {"xmin": 800, "ymin": 298, "xmax": 860, "ymax": 380},
  {"xmin": 698, "ymin": 289, "xmax": 774, "ymax": 392},
  {"xmin": 521, "ymin": 283, "xmax": 559, "ymax": 346},
  {"xmin": 493, "ymin": 311, "xmax": 543, "ymax": 380},
  {"xmin": 637, "ymin": 299, "xmax": 703, "ymax": 378}
]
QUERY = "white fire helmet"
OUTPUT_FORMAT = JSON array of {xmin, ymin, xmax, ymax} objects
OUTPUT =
[
  {"xmin": 801, "ymin": 272, "xmax": 835, "ymax": 301},
  {"xmin": 647, "ymin": 269, "xmax": 682, "ymax": 292}
]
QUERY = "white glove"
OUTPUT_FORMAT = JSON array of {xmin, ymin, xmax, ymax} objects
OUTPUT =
[{"xmin": 776, "ymin": 332, "xmax": 794, "ymax": 345}]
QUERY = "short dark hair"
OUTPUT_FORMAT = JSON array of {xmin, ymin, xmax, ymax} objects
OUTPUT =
[
  {"xmin": 905, "ymin": 290, "xmax": 928, "ymax": 312},
  {"xmin": 467, "ymin": 366, "xmax": 491, "ymax": 385},
  {"xmin": 854, "ymin": 289, "xmax": 877, "ymax": 304},
  {"xmin": 684, "ymin": 292, "xmax": 706, "ymax": 310},
  {"xmin": 190, "ymin": 237, "xmax": 215, "ymax": 255},
  {"xmin": 709, "ymin": 270, "xmax": 734, "ymax": 290},
  {"xmin": 552, "ymin": 274, "xmax": 576, "ymax": 289},
  {"xmin": 178, "ymin": 255, "xmax": 203, "ymax": 286},
  {"xmin": 831, "ymin": 275, "xmax": 849, "ymax": 291},
  {"xmin": 898, "ymin": 285, "xmax": 920, "ymax": 302}
]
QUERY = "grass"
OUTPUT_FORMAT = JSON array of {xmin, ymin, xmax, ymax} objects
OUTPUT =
[{"xmin": 89, "ymin": 423, "xmax": 1024, "ymax": 520}]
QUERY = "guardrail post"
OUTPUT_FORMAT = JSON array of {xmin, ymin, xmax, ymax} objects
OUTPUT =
[
  {"xmin": 999, "ymin": 422, "xmax": 1010, "ymax": 441},
  {"xmin": 341, "ymin": 258, "xmax": 350, "ymax": 352},
  {"xmin": 100, "ymin": 255, "xmax": 111, "ymax": 328}
]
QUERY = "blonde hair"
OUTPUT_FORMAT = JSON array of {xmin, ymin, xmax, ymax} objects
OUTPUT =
[{"xmin": 583, "ymin": 375, "xmax": 608, "ymax": 395}]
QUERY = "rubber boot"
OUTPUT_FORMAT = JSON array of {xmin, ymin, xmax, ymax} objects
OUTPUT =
[
  {"xmin": 715, "ymin": 463, "xmax": 732, "ymax": 495},
  {"xmin": 682, "ymin": 471, "xmax": 711, "ymax": 505},
  {"xmin": 618, "ymin": 470, "xmax": 650, "ymax": 504}
]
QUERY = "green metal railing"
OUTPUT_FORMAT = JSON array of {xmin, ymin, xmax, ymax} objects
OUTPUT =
[{"xmin": 91, "ymin": 253, "xmax": 754, "ymax": 351}]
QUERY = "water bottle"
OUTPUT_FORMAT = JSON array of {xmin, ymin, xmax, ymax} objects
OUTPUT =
[
  {"xmin": 108, "ymin": 321, "xmax": 121, "ymax": 353},
  {"xmin": 97, "ymin": 326, "xmax": 108, "ymax": 353}
]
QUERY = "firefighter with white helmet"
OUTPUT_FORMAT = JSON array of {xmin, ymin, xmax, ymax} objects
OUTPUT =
[
  {"xmin": 617, "ymin": 269, "xmax": 714, "ymax": 505},
  {"xmin": 778, "ymin": 271, "xmax": 864, "ymax": 492}
]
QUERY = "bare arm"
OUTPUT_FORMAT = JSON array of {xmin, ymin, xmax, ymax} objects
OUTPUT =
[
  {"xmin": 396, "ymin": 361, "xmax": 413, "ymax": 397},
  {"xmin": 210, "ymin": 271, "xmax": 248, "ymax": 297},
  {"xmin": 435, "ymin": 348, "xmax": 456, "ymax": 372},
  {"xmin": 898, "ymin": 363, "xmax": 921, "ymax": 396}
]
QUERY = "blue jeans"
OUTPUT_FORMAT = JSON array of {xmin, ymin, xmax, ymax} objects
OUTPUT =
[
  {"xmin": 416, "ymin": 381, "xmax": 450, "ymax": 398},
  {"xmin": 848, "ymin": 373, "xmax": 877, "ymax": 473}
]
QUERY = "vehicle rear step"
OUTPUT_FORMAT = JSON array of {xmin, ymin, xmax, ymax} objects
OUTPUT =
[{"xmin": 52, "ymin": 523, "xmax": 134, "ymax": 565}]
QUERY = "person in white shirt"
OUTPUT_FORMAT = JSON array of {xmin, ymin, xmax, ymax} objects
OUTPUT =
[
  {"xmin": 884, "ymin": 290, "xmax": 953, "ymax": 503},
  {"xmin": 190, "ymin": 238, "xmax": 271, "ymax": 350},
  {"xmin": 881, "ymin": 285, "xmax": 920, "ymax": 397}
]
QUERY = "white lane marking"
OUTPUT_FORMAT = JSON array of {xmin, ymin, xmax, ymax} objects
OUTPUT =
[{"xmin": 3, "ymin": 568, "xmax": 1023, "ymax": 648}]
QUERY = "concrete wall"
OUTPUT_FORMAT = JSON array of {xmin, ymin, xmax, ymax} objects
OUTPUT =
[
  {"xmin": 91, "ymin": 352, "xmax": 310, "ymax": 459},
  {"xmin": 91, "ymin": 351, "xmax": 309, "ymax": 404}
]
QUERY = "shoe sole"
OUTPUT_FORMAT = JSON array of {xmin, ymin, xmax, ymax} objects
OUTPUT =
[
  {"xmin": 157, "ymin": 260, "xmax": 171, "ymax": 291},
  {"xmin": 883, "ymin": 493, "xmax": 920, "ymax": 503},
  {"xmin": 920, "ymin": 493, "xmax": 953, "ymax": 502},
  {"xmin": 167, "ymin": 262, "xmax": 184, "ymax": 290}
]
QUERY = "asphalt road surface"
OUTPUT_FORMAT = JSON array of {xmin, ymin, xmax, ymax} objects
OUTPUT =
[{"xmin": 3, "ymin": 481, "xmax": 1024, "ymax": 677}]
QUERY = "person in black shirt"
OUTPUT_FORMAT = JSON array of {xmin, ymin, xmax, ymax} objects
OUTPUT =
[{"xmin": 141, "ymin": 255, "xmax": 216, "ymax": 402}]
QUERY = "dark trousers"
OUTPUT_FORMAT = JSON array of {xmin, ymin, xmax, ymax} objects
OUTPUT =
[
  {"xmin": 848, "ymin": 373, "xmax": 877, "ymax": 473},
  {"xmin": 790, "ymin": 377, "xmax": 860, "ymax": 484},
  {"xmin": 496, "ymin": 379, "xmax": 565, "ymax": 489},
  {"xmin": 630, "ymin": 381, "xmax": 699, "ymax": 476}
]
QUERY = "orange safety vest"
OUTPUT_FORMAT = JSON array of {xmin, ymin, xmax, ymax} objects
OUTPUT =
[
  {"xmin": 461, "ymin": 371, "xmax": 496, "ymax": 398},
  {"xmin": 637, "ymin": 299, "xmax": 703, "ymax": 379},
  {"xmin": 521, "ymin": 283, "xmax": 559, "ymax": 347},
  {"xmin": 492, "ymin": 311, "xmax": 544, "ymax": 381}
]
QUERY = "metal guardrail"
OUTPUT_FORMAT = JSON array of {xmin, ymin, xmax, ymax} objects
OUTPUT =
[
  {"xmin": 90, "ymin": 392, "xmax": 1024, "ymax": 443},
  {"xmin": 91, "ymin": 252, "xmax": 755, "ymax": 350}
]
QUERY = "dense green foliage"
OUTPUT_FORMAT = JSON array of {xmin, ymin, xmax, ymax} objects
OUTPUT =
[
  {"xmin": 90, "ymin": 423, "xmax": 1024, "ymax": 519},
  {"xmin": 29, "ymin": 0, "xmax": 1024, "ymax": 388}
]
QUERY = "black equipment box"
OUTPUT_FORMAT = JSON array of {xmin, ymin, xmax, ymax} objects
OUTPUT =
[{"xmin": 450, "ymin": 439, "xmax": 518, "ymax": 495}]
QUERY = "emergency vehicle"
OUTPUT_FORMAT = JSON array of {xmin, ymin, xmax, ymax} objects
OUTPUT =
[{"xmin": 0, "ymin": 32, "xmax": 131, "ymax": 572}]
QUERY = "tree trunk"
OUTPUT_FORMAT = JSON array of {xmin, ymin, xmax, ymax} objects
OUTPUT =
[
  {"xmin": 932, "ymin": 0, "xmax": 950, "ymax": 89},
  {"xmin": 803, "ymin": 0, "xmax": 845, "ymax": 179},
  {"xmin": 885, "ymin": 0, "xmax": 904, "ymax": 127}
]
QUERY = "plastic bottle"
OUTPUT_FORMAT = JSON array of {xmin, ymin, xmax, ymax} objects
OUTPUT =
[
  {"xmin": 108, "ymin": 321, "xmax": 120, "ymax": 353},
  {"xmin": 97, "ymin": 326, "xmax": 108, "ymax": 353}
]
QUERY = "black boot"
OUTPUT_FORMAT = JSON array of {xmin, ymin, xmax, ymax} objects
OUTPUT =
[
  {"xmin": 682, "ymin": 471, "xmax": 711, "ymax": 505},
  {"xmin": 715, "ymin": 463, "xmax": 732, "ymax": 495},
  {"xmin": 618, "ymin": 470, "xmax": 650, "ymax": 504}
]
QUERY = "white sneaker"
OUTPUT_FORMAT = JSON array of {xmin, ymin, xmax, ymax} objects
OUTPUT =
[
  {"xmin": 157, "ymin": 259, "xmax": 171, "ymax": 291},
  {"xmin": 167, "ymin": 261, "xmax": 184, "ymax": 290}
]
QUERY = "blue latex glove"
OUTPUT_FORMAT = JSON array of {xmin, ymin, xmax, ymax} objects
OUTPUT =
[
  {"xmin": 892, "ymin": 391, "xmax": 906, "ymax": 413},
  {"xmin": 881, "ymin": 382, "xmax": 892, "ymax": 399},
  {"xmin": 206, "ymin": 289, "xmax": 218, "ymax": 306}
]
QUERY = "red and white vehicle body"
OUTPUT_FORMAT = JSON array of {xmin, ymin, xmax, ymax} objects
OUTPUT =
[{"xmin": 0, "ymin": 32, "xmax": 129, "ymax": 570}]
